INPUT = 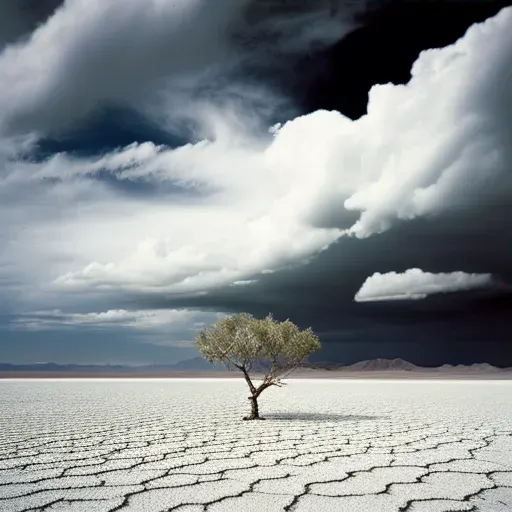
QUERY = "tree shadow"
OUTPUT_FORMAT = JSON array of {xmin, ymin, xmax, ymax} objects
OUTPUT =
[{"xmin": 265, "ymin": 412, "xmax": 382, "ymax": 422}]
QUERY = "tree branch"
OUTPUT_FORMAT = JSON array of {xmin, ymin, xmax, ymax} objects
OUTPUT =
[{"xmin": 240, "ymin": 365, "xmax": 256, "ymax": 395}]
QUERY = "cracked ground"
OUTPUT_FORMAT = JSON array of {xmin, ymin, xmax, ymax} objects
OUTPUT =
[{"xmin": 1, "ymin": 379, "xmax": 511, "ymax": 512}]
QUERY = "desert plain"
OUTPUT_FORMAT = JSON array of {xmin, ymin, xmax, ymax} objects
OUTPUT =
[{"xmin": 1, "ymin": 378, "xmax": 512, "ymax": 511}]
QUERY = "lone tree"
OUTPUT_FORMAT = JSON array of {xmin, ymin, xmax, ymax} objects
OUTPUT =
[{"xmin": 195, "ymin": 313, "xmax": 321, "ymax": 420}]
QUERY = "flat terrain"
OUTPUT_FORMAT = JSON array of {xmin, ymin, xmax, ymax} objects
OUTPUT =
[
  {"xmin": 2, "ymin": 370, "xmax": 511, "ymax": 379},
  {"xmin": 1, "ymin": 379, "xmax": 511, "ymax": 511}
]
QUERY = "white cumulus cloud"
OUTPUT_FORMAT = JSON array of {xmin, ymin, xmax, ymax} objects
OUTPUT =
[
  {"xmin": 0, "ymin": 5, "xmax": 510, "ymax": 313},
  {"xmin": 354, "ymin": 268, "xmax": 496, "ymax": 302},
  {"xmin": 297, "ymin": 6, "xmax": 512, "ymax": 238}
]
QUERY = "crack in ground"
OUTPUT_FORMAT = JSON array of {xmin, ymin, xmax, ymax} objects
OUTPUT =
[{"xmin": 1, "ymin": 384, "xmax": 511, "ymax": 512}]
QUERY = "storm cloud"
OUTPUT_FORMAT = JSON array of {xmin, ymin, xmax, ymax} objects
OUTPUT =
[
  {"xmin": 0, "ymin": 1, "xmax": 510, "ymax": 366},
  {"xmin": 4, "ymin": 6, "xmax": 509, "ymax": 296}
]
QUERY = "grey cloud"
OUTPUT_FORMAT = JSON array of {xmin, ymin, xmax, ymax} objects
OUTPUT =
[
  {"xmin": 0, "ymin": 3, "xmax": 511, "ymax": 367},
  {"xmin": 0, "ymin": 0, "xmax": 62, "ymax": 47},
  {"xmin": 0, "ymin": 0, "xmax": 353, "ymax": 138},
  {"xmin": 125, "ymin": 207, "xmax": 512, "ymax": 358},
  {"xmin": 9, "ymin": 308, "xmax": 217, "ymax": 331}
]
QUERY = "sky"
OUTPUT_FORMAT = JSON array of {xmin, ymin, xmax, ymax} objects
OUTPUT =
[{"xmin": 0, "ymin": 0, "xmax": 511, "ymax": 367}]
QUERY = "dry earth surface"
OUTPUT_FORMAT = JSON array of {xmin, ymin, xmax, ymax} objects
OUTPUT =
[
  {"xmin": 2, "ymin": 370, "xmax": 512, "ymax": 379},
  {"xmin": 1, "ymin": 379, "xmax": 511, "ymax": 511}
]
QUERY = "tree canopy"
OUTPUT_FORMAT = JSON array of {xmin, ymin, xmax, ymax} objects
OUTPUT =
[{"xmin": 195, "ymin": 313, "xmax": 320, "ymax": 419}]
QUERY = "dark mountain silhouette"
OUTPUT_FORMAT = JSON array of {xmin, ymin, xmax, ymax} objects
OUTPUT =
[
  {"xmin": 303, "ymin": 358, "xmax": 509, "ymax": 373},
  {"xmin": 346, "ymin": 358, "xmax": 418, "ymax": 371},
  {"xmin": 1, "ymin": 358, "xmax": 509, "ymax": 374},
  {"xmin": 0, "ymin": 357, "xmax": 219, "ymax": 373}
]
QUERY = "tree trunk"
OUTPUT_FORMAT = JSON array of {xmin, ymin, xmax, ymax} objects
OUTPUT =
[{"xmin": 244, "ymin": 394, "xmax": 264, "ymax": 420}]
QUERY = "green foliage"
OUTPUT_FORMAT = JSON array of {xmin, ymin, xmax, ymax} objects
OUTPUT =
[{"xmin": 195, "ymin": 313, "xmax": 321, "ymax": 379}]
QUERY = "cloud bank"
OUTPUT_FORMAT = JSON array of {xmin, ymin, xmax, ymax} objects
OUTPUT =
[
  {"xmin": 0, "ymin": 0, "xmax": 349, "ymax": 137},
  {"xmin": 355, "ymin": 268, "xmax": 496, "ymax": 302},
  {"xmin": 50, "ymin": 7, "xmax": 512, "ymax": 295},
  {"xmin": 0, "ymin": 3, "xmax": 510, "ymax": 342},
  {"xmin": 10, "ymin": 308, "xmax": 223, "ymax": 341}
]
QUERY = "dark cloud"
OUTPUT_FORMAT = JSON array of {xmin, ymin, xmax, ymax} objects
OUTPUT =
[
  {"xmin": 34, "ymin": 106, "xmax": 186, "ymax": 159},
  {"xmin": 130, "ymin": 206, "xmax": 512, "ymax": 366},
  {"xmin": 0, "ymin": 0, "xmax": 63, "ymax": 47},
  {"xmin": 0, "ymin": 0, "xmax": 353, "ymax": 138},
  {"xmin": 0, "ymin": 0, "xmax": 511, "ymax": 367}
]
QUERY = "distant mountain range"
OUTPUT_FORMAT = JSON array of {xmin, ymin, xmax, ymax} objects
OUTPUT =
[
  {"xmin": 0, "ymin": 357, "xmax": 220, "ymax": 373},
  {"xmin": 1, "ymin": 357, "xmax": 510, "ymax": 373},
  {"xmin": 304, "ymin": 358, "xmax": 510, "ymax": 372}
]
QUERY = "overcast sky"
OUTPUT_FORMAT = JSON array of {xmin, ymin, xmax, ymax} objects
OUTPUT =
[{"xmin": 1, "ymin": 0, "xmax": 511, "ymax": 366}]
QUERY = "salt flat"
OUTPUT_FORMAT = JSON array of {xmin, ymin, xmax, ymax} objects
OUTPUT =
[{"xmin": 0, "ymin": 380, "xmax": 511, "ymax": 512}]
